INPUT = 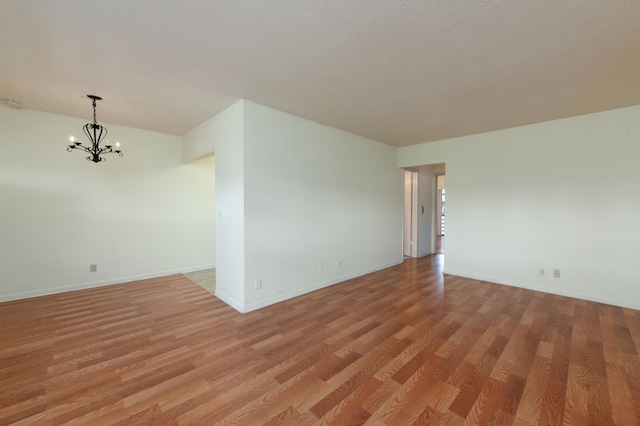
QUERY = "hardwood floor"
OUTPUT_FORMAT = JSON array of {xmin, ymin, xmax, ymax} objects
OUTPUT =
[
  {"xmin": 436, "ymin": 236, "xmax": 444, "ymax": 254},
  {"xmin": 1, "ymin": 256, "xmax": 640, "ymax": 425}
]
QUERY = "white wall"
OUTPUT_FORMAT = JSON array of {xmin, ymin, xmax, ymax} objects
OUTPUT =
[
  {"xmin": 416, "ymin": 165, "xmax": 439, "ymax": 257},
  {"xmin": 398, "ymin": 105, "xmax": 640, "ymax": 310},
  {"xmin": 241, "ymin": 101, "xmax": 403, "ymax": 312},
  {"xmin": 0, "ymin": 107, "xmax": 216, "ymax": 302},
  {"xmin": 182, "ymin": 100, "xmax": 245, "ymax": 311},
  {"xmin": 181, "ymin": 100, "xmax": 403, "ymax": 313}
]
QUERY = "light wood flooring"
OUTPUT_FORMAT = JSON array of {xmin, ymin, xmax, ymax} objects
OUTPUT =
[
  {"xmin": 1, "ymin": 256, "xmax": 640, "ymax": 425},
  {"xmin": 183, "ymin": 268, "xmax": 215, "ymax": 295}
]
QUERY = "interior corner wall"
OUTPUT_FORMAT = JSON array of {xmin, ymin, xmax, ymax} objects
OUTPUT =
[
  {"xmin": 241, "ymin": 101, "xmax": 403, "ymax": 312},
  {"xmin": 398, "ymin": 105, "xmax": 640, "ymax": 310},
  {"xmin": 0, "ymin": 107, "xmax": 216, "ymax": 302},
  {"xmin": 182, "ymin": 100, "xmax": 246, "ymax": 311}
]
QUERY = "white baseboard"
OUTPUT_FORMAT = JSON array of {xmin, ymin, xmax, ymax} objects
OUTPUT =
[
  {"xmin": 0, "ymin": 263, "xmax": 216, "ymax": 303},
  {"xmin": 181, "ymin": 263, "xmax": 216, "ymax": 273},
  {"xmin": 242, "ymin": 259, "xmax": 403, "ymax": 313},
  {"xmin": 417, "ymin": 251, "xmax": 433, "ymax": 258},
  {"xmin": 213, "ymin": 288, "xmax": 245, "ymax": 313},
  {"xmin": 443, "ymin": 268, "xmax": 640, "ymax": 311}
]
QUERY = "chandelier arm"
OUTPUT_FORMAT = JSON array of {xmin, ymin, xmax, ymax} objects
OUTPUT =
[
  {"xmin": 97, "ymin": 125, "xmax": 107, "ymax": 145},
  {"xmin": 67, "ymin": 143, "xmax": 91, "ymax": 154},
  {"xmin": 83, "ymin": 124, "xmax": 94, "ymax": 146}
]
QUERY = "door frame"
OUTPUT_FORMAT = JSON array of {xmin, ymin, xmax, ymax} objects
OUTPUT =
[
  {"xmin": 403, "ymin": 170, "xmax": 418, "ymax": 258},
  {"xmin": 434, "ymin": 173, "xmax": 445, "ymax": 253}
]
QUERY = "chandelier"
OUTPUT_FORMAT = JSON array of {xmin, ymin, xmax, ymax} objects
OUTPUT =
[{"xmin": 67, "ymin": 95, "xmax": 123, "ymax": 163}]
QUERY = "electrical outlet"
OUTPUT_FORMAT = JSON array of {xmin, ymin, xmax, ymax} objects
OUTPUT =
[
  {"xmin": 90, "ymin": 264, "xmax": 97, "ymax": 272},
  {"xmin": 553, "ymin": 269, "xmax": 561, "ymax": 278},
  {"xmin": 539, "ymin": 268, "xmax": 545, "ymax": 276},
  {"xmin": 338, "ymin": 260, "xmax": 343, "ymax": 269},
  {"xmin": 317, "ymin": 263, "xmax": 323, "ymax": 273},
  {"xmin": 254, "ymin": 279, "xmax": 262, "ymax": 290}
]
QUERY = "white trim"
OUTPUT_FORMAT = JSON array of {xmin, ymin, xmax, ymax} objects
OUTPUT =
[
  {"xmin": 443, "ymin": 268, "xmax": 640, "ymax": 311},
  {"xmin": 181, "ymin": 263, "xmax": 216, "ymax": 273},
  {"xmin": 242, "ymin": 259, "xmax": 403, "ymax": 313},
  {"xmin": 0, "ymin": 263, "xmax": 216, "ymax": 303},
  {"xmin": 214, "ymin": 288, "xmax": 245, "ymax": 313}
]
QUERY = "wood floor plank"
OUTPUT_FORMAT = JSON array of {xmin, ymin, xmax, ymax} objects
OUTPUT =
[
  {"xmin": 1, "ymin": 256, "xmax": 640, "ymax": 424},
  {"xmin": 539, "ymin": 332, "xmax": 570, "ymax": 425},
  {"xmin": 461, "ymin": 377, "xmax": 505, "ymax": 425}
]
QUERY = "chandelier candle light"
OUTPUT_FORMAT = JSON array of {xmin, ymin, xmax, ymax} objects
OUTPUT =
[{"xmin": 67, "ymin": 95, "xmax": 123, "ymax": 163}]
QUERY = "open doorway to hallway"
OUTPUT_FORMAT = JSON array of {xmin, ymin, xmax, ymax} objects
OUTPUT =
[
  {"xmin": 402, "ymin": 164, "xmax": 445, "ymax": 259},
  {"xmin": 182, "ymin": 153, "xmax": 217, "ymax": 295}
]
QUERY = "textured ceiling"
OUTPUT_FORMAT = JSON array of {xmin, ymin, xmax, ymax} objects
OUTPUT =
[{"xmin": 1, "ymin": 0, "xmax": 639, "ymax": 147}]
